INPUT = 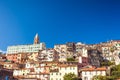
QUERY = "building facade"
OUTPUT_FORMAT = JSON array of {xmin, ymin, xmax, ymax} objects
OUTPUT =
[
  {"xmin": 7, "ymin": 34, "xmax": 46, "ymax": 54},
  {"xmin": 6, "ymin": 34, "xmax": 46, "ymax": 62},
  {"xmin": 50, "ymin": 62, "xmax": 78, "ymax": 80},
  {"xmin": 81, "ymin": 67, "xmax": 106, "ymax": 80},
  {"xmin": 7, "ymin": 43, "xmax": 46, "ymax": 54},
  {"xmin": 88, "ymin": 49, "xmax": 103, "ymax": 67}
]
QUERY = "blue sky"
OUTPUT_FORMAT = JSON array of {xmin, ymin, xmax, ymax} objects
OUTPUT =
[{"xmin": 0, "ymin": 0, "xmax": 120, "ymax": 51}]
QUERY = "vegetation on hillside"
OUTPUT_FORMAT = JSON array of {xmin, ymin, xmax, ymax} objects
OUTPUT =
[
  {"xmin": 92, "ymin": 64, "xmax": 120, "ymax": 80},
  {"xmin": 67, "ymin": 58, "xmax": 75, "ymax": 62},
  {"xmin": 63, "ymin": 73, "xmax": 76, "ymax": 80}
]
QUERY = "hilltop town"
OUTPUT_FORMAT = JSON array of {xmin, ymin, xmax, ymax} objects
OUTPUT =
[{"xmin": 0, "ymin": 34, "xmax": 120, "ymax": 80}]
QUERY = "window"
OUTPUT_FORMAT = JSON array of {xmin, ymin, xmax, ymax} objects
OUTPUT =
[
  {"xmin": 89, "ymin": 71, "xmax": 91, "ymax": 75},
  {"xmin": 56, "ymin": 73, "xmax": 58, "ymax": 75},
  {"xmin": 73, "ymin": 67, "xmax": 75, "ymax": 70},
  {"xmin": 100, "ymin": 71, "xmax": 102, "ymax": 75},
  {"xmin": 51, "ymin": 78, "xmax": 53, "ymax": 80},
  {"xmin": 60, "ymin": 73, "xmax": 61, "ymax": 75},
  {"xmin": 51, "ymin": 73, "xmax": 53, "ymax": 75},
  {"xmin": 96, "ymin": 71, "xmax": 97, "ymax": 74},
  {"xmin": 84, "ymin": 77, "xmax": 88, "ymax": 80}
]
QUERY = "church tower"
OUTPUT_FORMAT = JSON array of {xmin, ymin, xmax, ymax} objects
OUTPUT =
[{"xmin": 34, "ymin": 33, "xmax": 40, "ymax": 44}]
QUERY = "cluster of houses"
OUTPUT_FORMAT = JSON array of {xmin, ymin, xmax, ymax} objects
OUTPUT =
[{"xmin": 0, "ymin": 34, "xmax": 120, "ymax": 80}]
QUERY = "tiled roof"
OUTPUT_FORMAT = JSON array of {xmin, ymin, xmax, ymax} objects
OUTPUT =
[
  {"xmin": 28, "ymin": 72, "xmax": 49, "ymax": 75},
  {"xmin": 58, "ymin": 64, "xmax": 77, "ymax": 67},
  {"xmin": 82, "ymin": 67, "xmax": 106, "ymax": 71}
]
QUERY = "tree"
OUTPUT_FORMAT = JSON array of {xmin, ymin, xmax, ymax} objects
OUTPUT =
[
  {"xmin": 101, "ymin": 61, "xmax": 115, "ymax": 66},
  {"xmin": 112, "ymin": 71, "xmax": 120, "ymax": 77},
  {"xmin": 111, "ymin": 64, "xmax": 120, "ymax": 79},
  {"xmin": 92, "ymin": 75, "xmax": 116, "ymax": 80},
  {"xmin": 67, "ymin": 58, "xmax": 75, "ymax": 62},
  {"xmin": 63, "ymin": 73, "xmax": 76, "ymax": 80},
  {"xmin": 92, "ymin": 75, "xmax": 106, "ymax": 80},
  {"xmin": 92, "ymin": 64, "xmax": 120, "ymax": 80}
]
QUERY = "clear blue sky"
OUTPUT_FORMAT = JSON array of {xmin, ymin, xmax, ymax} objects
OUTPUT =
[{"xmin": 0, "ymin": 0, "xmax": 120, "ymax": 51}]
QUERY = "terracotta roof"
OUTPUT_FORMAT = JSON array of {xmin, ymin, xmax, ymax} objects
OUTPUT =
[
  {"xmin": 58, "ymin": 64, "xmax": 77, "ymax": 67},
  {"xmin": 82, "ymin": 67, "xmax": 106, "ymax": 71},
  {"xmin": 14, "ymin": 68, "xmax": 29, "ymax": 70},
  {"xmin": 0, "ymin": 61, "xmax": 5, "ymax": 65},
  {"xmin": 28, "ymin": 72, "xmax": 49, "ymax": 75},
  {"xmin": 35, "ymin": 66, "xmax": 51, "ymax": 68}
]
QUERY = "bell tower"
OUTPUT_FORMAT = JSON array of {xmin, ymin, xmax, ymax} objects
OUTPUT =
[{"xmin": 34, "ymin": 33, "xmax": 40, "ymax": 44}]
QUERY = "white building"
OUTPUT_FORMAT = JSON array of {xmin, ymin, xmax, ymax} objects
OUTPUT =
[
  {"xmin": 25, "ymin": 62, "xmax": 39, "ymax": 69},
  {"xmin": 7, "ymin": 34, "xmax": 46, "ymax": 54},
  {"xmin": 7, "ymin": 43, "xmax": 46, "ymax": 54},
  {"xmin": 81, "ymin": 67, "xmax": 106, "ymax": 80},
  {"xmin": 114, "ymin": 54, "xmax": 120, "ymax": 65},
  {"xmin": 54, "ymin": 44, "xmax": 67, "ymax": 53},
  {"xmin": 13, "ymin": 62, "xmax": 50, "ymax": 80},
  {"xmin": 59, "ymin": 52, "xmax": 67, "ymax": 62},
  {"xmin": 13, "ymin": 69, "xmax": 30, "ymax": 77},
  {"xmin": 50, "ymin": 62, "xmax": 78, "ymax": 80},
  {"xmin": 39, "ymin": 49, "xmax": 57, "ymax": 61},
  {"xmin": 76, "ymin": 42, "xmax": 88, "ymax": 57}
]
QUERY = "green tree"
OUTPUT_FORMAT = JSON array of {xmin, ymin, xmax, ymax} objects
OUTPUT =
[
  {"xmin": 101, "ymin": 61, "xmax": 115, "ymax": 66},
  {"xmin": 63, "ymin": 73, "xmax": 76, "ymax": 80},
  {"xmin": 67, "ymin": 58, "xmax": 75, "ymax": 62},
  {"xmin": 92, "ymin": 75, "xmax": 106, "ymax": 80},
  {"xmin": 92, "ymin": 75, "xmax": 116, "ymax": 80},
  {"xmin": 111, "ymin": 64, "xmax": 120, "ymax": 79},
  {"xmin": 92, "ymin": 64, "xmax": 120, "ymax": 80},
  {"xmin": 112, "ymin": 71, "xmax": 120, "ymax": 77}
]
